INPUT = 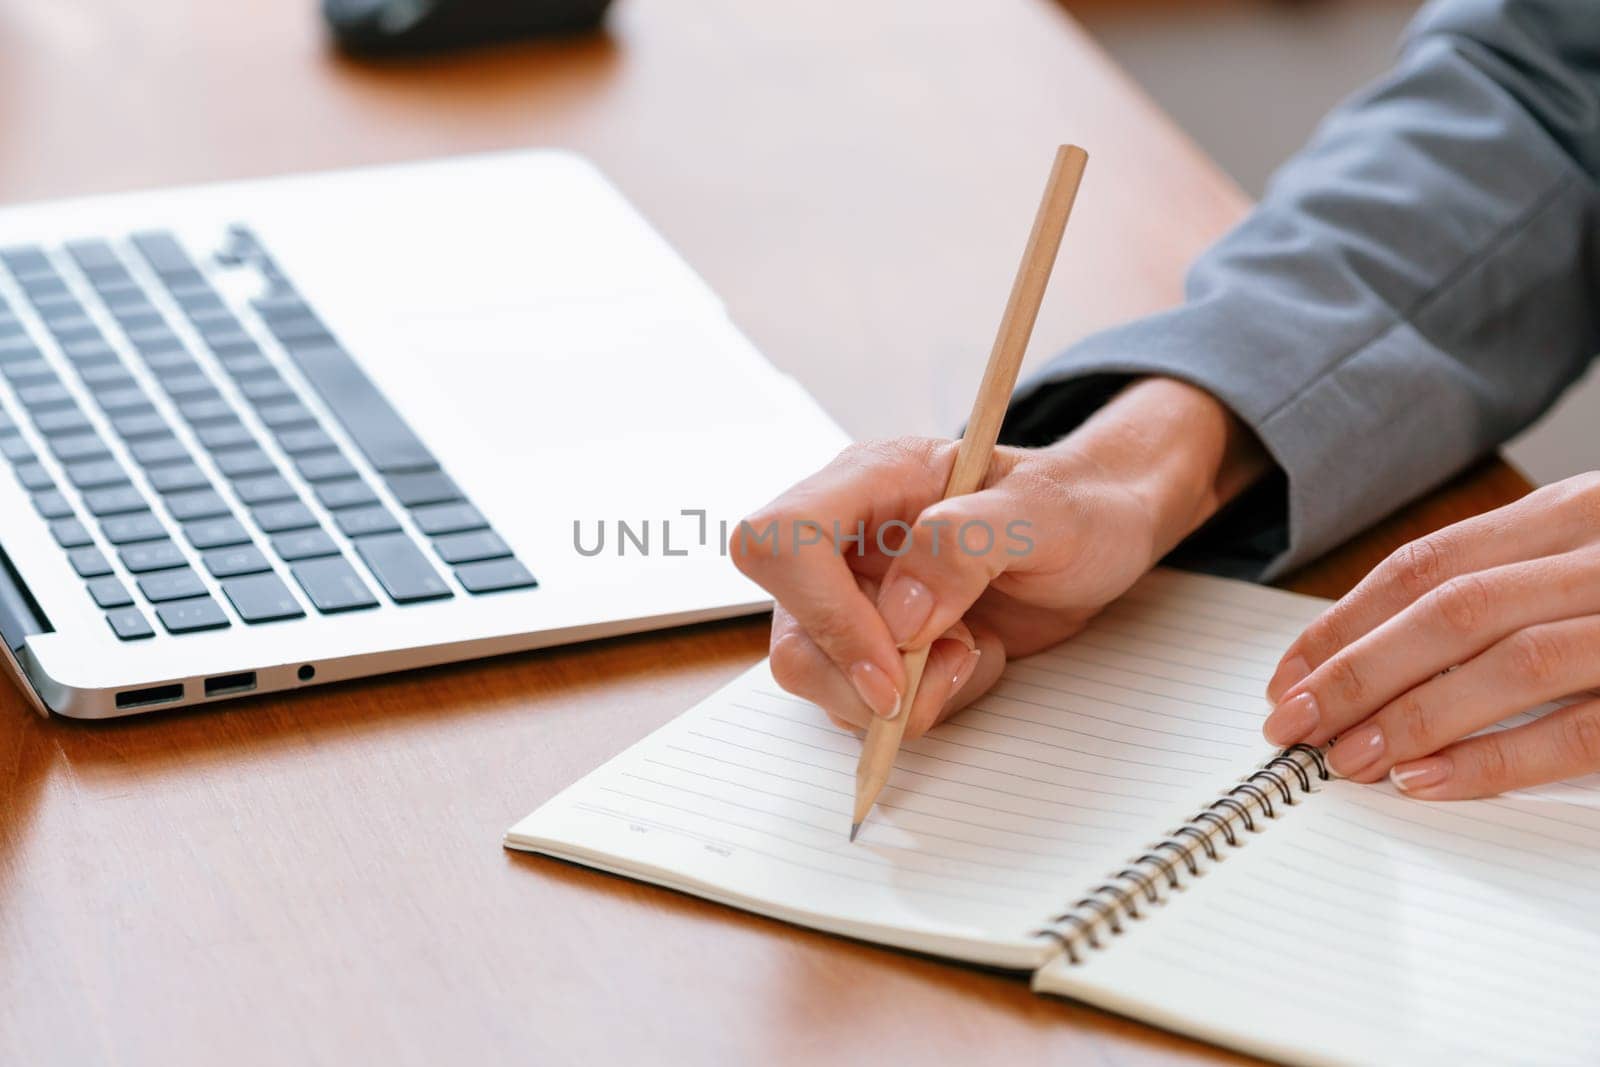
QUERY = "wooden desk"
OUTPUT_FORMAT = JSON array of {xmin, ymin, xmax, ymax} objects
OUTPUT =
[{"xmin": 0, "ymin": 1, "xmax": 1529, "ymax": 1064}]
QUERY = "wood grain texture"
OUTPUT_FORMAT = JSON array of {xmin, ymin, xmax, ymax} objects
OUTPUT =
[{"xmin": 0, "ymin": 1, "xmax": 1529, "ymax": 1065}]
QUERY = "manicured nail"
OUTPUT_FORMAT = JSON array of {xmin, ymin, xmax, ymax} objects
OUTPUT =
[
  {"xmin": 950, "ymin": 649, "xmax": 982, "ymax": 695},
  {"xmin": 1328, "ymin": 723, "xmax": 1385, "ymax": 778},
  {"xmin": 1263, "ymin": 691, "xmax": 1319, "ymax": 747},
  {"xmin": 1391, "ymin": 756, "xmax": 1451, "ymax": 796},
  {"xmin": 878, "ymin": 577, "xmax": 934, "ymax": 647},
  {"xmin": 849, "ymin": 660, "xmax": 902, "ymax": 719},
  {"xmin": 1266, "ymin": 654, "xmax": 1310, "ymax": 703}
]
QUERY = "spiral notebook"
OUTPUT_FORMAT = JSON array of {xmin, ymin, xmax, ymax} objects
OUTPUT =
[{"xmin": 505, "ymin": 569, "xmax": 1600, "ymax": 1066}]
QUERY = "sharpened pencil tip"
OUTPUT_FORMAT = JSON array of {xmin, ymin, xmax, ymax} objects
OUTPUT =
[{"xmin": 849, "ymin": 822, "xmax": 861, "ymax": 843}]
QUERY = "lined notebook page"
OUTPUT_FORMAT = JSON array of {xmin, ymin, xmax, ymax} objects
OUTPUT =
[
  {"xmin": 1040, "ymin": 757, "xmax": 1600, "ymax": 1066},
  {"xmin": 506, "ymin": 569, "xmax": 1325, "ymax": 968}
]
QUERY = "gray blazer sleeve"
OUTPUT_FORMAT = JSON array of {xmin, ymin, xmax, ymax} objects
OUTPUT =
[{"xmin": 1002, "ymin": 0, "xmax": 1600, "ymax": 580}]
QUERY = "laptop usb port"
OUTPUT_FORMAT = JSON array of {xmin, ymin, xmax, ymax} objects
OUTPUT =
[
  {"xmin": 204, "ymin": 672, "xmax": 257, "ymax": 698},
  {"xmin": 115, "ymin": 683, "xmax": 185, "ymax": 710}
]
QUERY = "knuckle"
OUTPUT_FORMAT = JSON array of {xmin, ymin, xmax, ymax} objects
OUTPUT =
[
  {"xmin": 1561, "ymin": 472, "xmax": 1600, "ymax": 527},
  {"xmin": 1323, "ymin": 655, "xmax": 1367, "ymax": 707},
  {"xmin": 1506, "ymin": 626, "xmax": 1564, "ymax": 685},
  {"xmin": 1558, "ymin": 709, "xmax": 1600, "ymax": 767},
  {"xmin": 1298, "ymin": 615, "xmax": 1345, "ymax": 664},
  {"xmin": 1432, "ymin": 574, "xmax": 1492, "ymax": 636},
  {"xmin": 1468, "ymin": 741, "xmax": 1517, "ymax": 793},
  {"xmin": 1391, "ymin": 538, "xmax": 1450, "ymax": 601},
  {"xmin": 1385, "ymin": 693, "xmax": 1434, "ymax": 752}
]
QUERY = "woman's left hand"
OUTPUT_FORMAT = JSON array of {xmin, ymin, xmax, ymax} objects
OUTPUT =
[{"xmin": 1261, "ymin": 473, "xmax": 1600, "ymax": 799}]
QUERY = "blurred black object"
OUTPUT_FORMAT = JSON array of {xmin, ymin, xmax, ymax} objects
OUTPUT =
[{"xmin": 324, "ymin": 0, "xmax": 614, "ymax": 56}]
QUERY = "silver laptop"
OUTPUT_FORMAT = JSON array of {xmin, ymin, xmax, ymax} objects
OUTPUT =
[{"xmin": 0, "ymin": 151, "xmax": 848, "ymax": 718}]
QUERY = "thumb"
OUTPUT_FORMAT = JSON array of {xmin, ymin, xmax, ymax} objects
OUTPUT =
[{"xmin": 873, "ymin": 485, "xmax": 1040, "ymax": 651}]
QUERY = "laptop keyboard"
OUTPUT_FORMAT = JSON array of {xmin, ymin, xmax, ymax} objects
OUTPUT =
[{"xmin": 0, "ymin": 227, "xmax": 536, "ymax": 640}]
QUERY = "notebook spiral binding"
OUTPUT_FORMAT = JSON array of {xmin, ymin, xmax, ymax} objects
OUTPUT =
[{"xmin": 1038, "ymin": 744, "xmax": 1329, "ymax": 964}]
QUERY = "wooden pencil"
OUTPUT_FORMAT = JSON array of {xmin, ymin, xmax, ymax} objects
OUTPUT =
[{"xmin": 850, "ymin": 144, "xmax": 1089, "ymax": 841}]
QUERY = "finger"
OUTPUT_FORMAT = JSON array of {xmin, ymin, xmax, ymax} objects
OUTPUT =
[
  {"xmin": 768, "ymin": 609, "xmax": 876, "ymax": 731},
  {"xmin": 940, "ymin": 624, "xmax": 1007, "ymax": 718},
  {"xmin": 874, "ymin": 481, "xmax": 1064, "ymax": 652},
  {"xmin": 734, "ymin": 438, "xmax": 959, "ymax": 716},
  {"xmin": 1264, "ymin": 552, "xmax": 1600, "ymax": 749},
  {"xmin": 1389, "ymin": 696, "xmax": 1600, "ymax": 800},
  {"xmin": 1322, "ymin": 614, "xmax": 1600, "ymax": 782},
  {"xmin": 1267, "ymin": 478, "xmax": 1600, "ymax": 701},
  {"xmin": 901, "ymin": 637, "xmax": 977, "ymax": 740}
]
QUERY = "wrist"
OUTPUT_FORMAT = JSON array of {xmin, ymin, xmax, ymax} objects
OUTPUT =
[{"xmin": 1042, "ymin": 376, "xmax": 1268, "ymax": 561}]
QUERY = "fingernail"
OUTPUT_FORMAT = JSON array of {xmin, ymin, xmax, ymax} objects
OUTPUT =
[
  {"xmin": 849, "ymin": 661, "xmax": 902, "ymax": 719},
  {"xmin": 1391, "ymin": 755, "xmax": 1451, "ymax": 796},
  {"xmin": 878, "ymin": 577, "xmax": 934, "ymax": 648},
  {"xmin": 1266, "ymin": 654, "xmax": 1310, "ymax": 703},
  {"xmin": 950, "ymin": 649, "xmax": 981, "ymax": 694},
  {"xmin": 1328, "ymin": 723, "xmax": 1385, "ymax": 778},
  {"xmin": 1263, "ymin": 692, "xmax": 1319, "ymax": 747}
]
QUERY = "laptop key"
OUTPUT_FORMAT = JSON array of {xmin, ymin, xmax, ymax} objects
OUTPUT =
[
  {"xmin": 1, "ymin": 359, "xmax": 58, "ymax": 385},
  {"xmin": 184, "ymin": 517, "xmax": 251, "ymax": 550},
  {"xmin": 87, "ymin": 577, "xmax": 134, "ymax": 609},
  {"xmin": 271, "ymin": 529, "xmax": 339, "ymax": 561},
  {"xmin": 137, "ymin": 567, "xmax": 207, "ymax": 602},
  {"xmin": 291, "ymin": 556, "xmax": 378, "ymax": 614},
  {"xmin": 131, "ymin": 231, "xmax": 194, "ymax": 276},
  {"xmin": 13, "ymin": 461, "xmax": 54, "ymax": 491},
  {"xmin": 33, "ymin": 405, "xmax": 92, "ymax": 437},
  {"xmin": 195, "ymin": 421, "xmax": 255, "ymax": 452},
  {"xmin": 233, "ymin": 474, "xmax": 296, "ymax": 506},
  {"xmin": 256, "ymin": 401, "xmax": 314, "ymax": 430},
  {"xmin": 0, "ymin": 435, "xmax": 34, "ymax": 463},
  {"xmin": 84, "ymin": 486, "xmax": 147, "ymax": 516},
  {"xmin": 131, "ymin": 436, "xmax": 190, "ymax": 467},
  {"xmin": 313, "ymin": 478, "xmax": 378, "ymax": 510},
  {"xmin": 411, "ymin": 502, "xmax": 487, "ymax": 536},
  {"xmin": 455, "ymin": 558, "xmax": 537, "ymax": 595},
  {"xmin": 166, "ymin": 489, "xmax": 231, "ymax": 522},
  {"xmin": 111, "ymin": 411, "xmax": 170, "ymax": 439},
  {"xmin": 278, "ymin": 341, "xmax": 436, "ymax": 474},
  {"xmin": 221, "ymin": 573, "xmax": 304, "ymax": 623},
  {"xmin": 155, "ymin": 596, "xmax": 230, "ymax": 634},
  {"xmin": 332, "ymin": 505, "xmax": 399, "ymax": 538},
  {"xmin": 65, "ymin": 459, "xmax": 128, "ymax": 490},
  {"xmin": 177, "ymin": 396, "xmax": 234, "ymax": 424},
  {"xmin": 252, "ymin": 501, "xmax": 317, "ymax": 533},
  {"xmin": 239, "ymin": 375, "xmax": 294, "ymax": 404},
  {"xmin": 33, "ymin": 490, "xmax": 73, "ymax": 520},
  {"xmin": 68, "ymin": 547, "xmax": 113, "ymax": 578},
  {"xmin": 78, "ymin": 363, "xmax": 135, "ymax": 390},
  {"xmin": 49, "ymin": 433, "xmax": 111, "ymax": 463},
  {"xmin": 214, "ymin": 447, "xmax": 276, "ymax": 478},
  {"xmin": 294, "ymin": 452, "xmax": 357, "ymax": 482},
  {"xmin": 106, "ymin": 607, "xmax": 155, "ymax": 640},
  {"xmin": 382, "ymin": 473, "xmax": 460, "ymax": 511},
  {"xmin": 95, "ymin": 386, "xmax": 151, "ymax": 413},
  {"xmin": 17, "ymin": 382, "xmax": 74, "ymax": 409},
  {"xmin": 148, "ymin": 464, "xmax": 210, "ymax": 494},
  {"xmin": 102, "ymin": 513, "xmax": 169, "ymax": 545},
  {"xmin": 203, "ymin": 545, "xmax": 271, "ymax": 578},
  {"xmin": 352, "ymin": 532, "xmax": 452, "ymax": 603},
  {"xmin": 276, "ymin": 427, "xmax": 336, "ymax": 455},
  {"xmin": 432, "ymin": 529, "xmax": 512, "ymax": 565},
  {"xmin": 49, "ymin": 518, "xmax": 94, "ymax": 549},
  {"xmin": 120, "ymin": 540, "xmax": 188, "ymax": 573},
  {"xmin": 161, "ymin": 373, "xmax": 215, "ymax": 399}
]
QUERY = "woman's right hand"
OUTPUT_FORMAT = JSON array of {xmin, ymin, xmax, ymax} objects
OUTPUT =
[{"xmin": 731, "ymin": 376, "xmax": 1268, "ymax": 739}]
